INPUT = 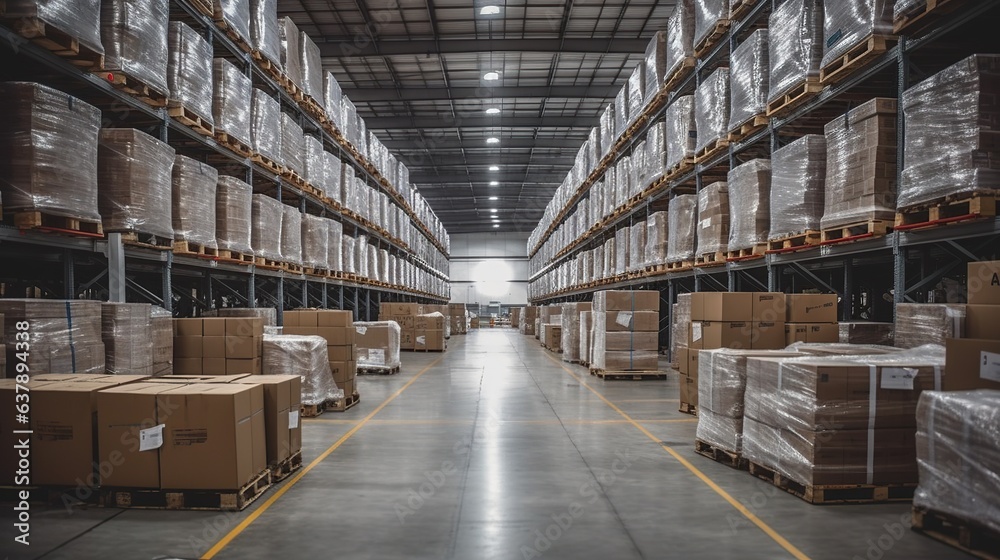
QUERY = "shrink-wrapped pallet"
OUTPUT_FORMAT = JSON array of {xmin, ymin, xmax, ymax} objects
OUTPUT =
[
  {"xmin": 280, "ymin": 112, "xmax": 305, "ymax": 177},
  {"xmin": 768, "ymin": 134, "xmax": 826, "ymax": 239},
  {"xmin": 695, "ymin": 67, "xmax": 730, "ymax": 154},
  {"xmin": 696, "ymin": 181, "xmax": 729, "ymax": 256},
  {"xmin": 694, "ymin": 0, "xmax": 729, "ymax": 51},
  {"xmin": 100, "ymin": 0, "xmax": 169, "ymax": 97},
  {"xmin": 0, "ymin": 82, "xmax": 101, "ymax": 221},
  {"xmin": 172, "ymin": 155, "xmax": 218, "ymax": 249},
  {"xmin": 580, "ymin": 311, "xmax": 593, "ymax": 365},
  {"xmin": 251, "ymin": 194, "xmax": 283, "ymax": 261},
  {"xmin": 600, "ymin": 104, "xmax": 615, "ymax": 158},
  {"xmin": 304, "ymin": 135, "xmax": 326, "ymax": 190},
  {"xmin": 629, "ymin": 222, "xmax": 647, "ymax": 272},
  {"xmin": 767, "ymin": 0, "xmax": 823, "ymax": 104},
  {"xmin": 342, "ymin": 235, "xmax": 356, "ymax": 274},
  {"xmin": 301, "ymin": 213, "xmax": 329, "ymax": 270},
  {"xmin": 645, "ymin": 210, "xmax": 669, "ymax": 267},
  {"xmin": 821, "ymin": 0, "xmax": 892, "ymax": 71},
  {"xmin": 727, "ymin": 159, "xmax": 770, "ymax": 251},
  {"xmin": 101, "ymin": 302, "xmax": 152, "ymax": 376},
  {"xmin": 671, "ymin": 293, "xmax": 691, "ymax": 367},
  {"xmin": 5, "ymin": 0, "xmax": 103, "ymax": 56},
  {"xmin": 615, "ymin": 227, "xmax": 629, "ymax": 276},
  {"xmin": 646, "ymin": 122, "xmax": 666, "ymax": 183},
  {"xmin": 263, "ymin": 334, "xmax": 341, "ymax": 405},
  {"xmin": 667, "ymin": 194, "xmax": 697, "ymax": 263},
  {"xmin": 151, "ymin": 306, "xmax": 173, "ymax": 376},
  {"xmin": 839, "ymin": 322, "xmax": 894, "ymax": 345},
  {"xmin": 665, "ymin": 96, "xmax": 696, "ymax": 170},
  {"xmin": 278, "ymin": 16, "xmax": 302, "ymax": 90},
  {"xmin": 212, "ymin": 58, "xmax": 253, "ymax": 148},
  {"xmin": 98, "ymin": 128, "xmax": 175, "ymax": 239},
  {"xmin": 250, "ymin": 0, "xmax": 280, "ymax": 67},
  {"xmin": 0, "ymin": 299, "xmax": 105, "ymax": 375},
  {"xmin": 324, "ymin": 72, "xmax": 343, "ymax": 130},
  {"xmin": 729, "ymin": 29, "xmax": 769, "ymax": 131},
  {"xmin": 898, "ymin": 55, "xmax": 1000, "ymax": 209},
  {"xmin": 603, "ymin": 238, "xmax": 615, "ymax": 279},
  {"xmin": 299, "ymin": 31, "xmax": 323, "ymax": 102},
  {"xmin": 665, "ymin": 0, "xmax": 695, "ymax": 80},
  {"xmin": 251, "ymin": 89, "xmax": 281, "ymax": 163},
  {"xmin": 208, "ymin": 307, "xmax": 277, "ymax": 327},
  {"xmin": 355, "ymin": 321, "xmax": 401, "ymax": 370},
  {"xmin": 893, "ymin": 0, "xmax": 924, "ymax": 20},
  {"xmin": 627, "ymin": 65, "xmax": 646, "ymax": 124},
  {"xmin": 214, "ymin": 0, "xmax": 251, "ymax": 46},
  {"xmin": 591, "ymin": 290, "xmax": 660, "ymax": 372},
  {"xmin": 894, "ymin": 304, "xmax": 965, "ymax": 349},
  {"xmin": 327, "ymin": 219, "xmax": 343, "ymax": 271},
  {"xmin": 280, "ymin": 205, "xmax": 302, "ymax": 265},
  {"xmin": 379, "ymin": 249, "xmax": 389, "ymax": 283},
  {"xmin": 614, "ymin": 88, "xmax": 629, "ymax": 140},
  {"xmin": 168, "ymin": 22, "xmax": 214, "ymax": 126}
]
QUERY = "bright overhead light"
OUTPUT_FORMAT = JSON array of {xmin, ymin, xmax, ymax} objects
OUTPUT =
[
  {"xmin": 486, "ymin": 137, "xmax": 500, "ymax": 144},
  {"xmin": 488, "ymin": 165, "xmax": 499, "ymax": 171},
  {"xmin": 490, "ymin": 208, "xmax": 498, "ymax": 213},
  {"xmin": 483, "ymin": 71, "xmax": 500, "ymax": 81},
  {"xmin": 493, "ymin": 224, "xmax": 500, "ymax": 228},
  {"xmin": 489, "ymin": 196, "xmax": 498, "ymax": 200},
  {"xmin": 480, "ymin": 5, "xmax": 501, "ymax": 15},
  {"xmin": 489, "ymin": 180, "xmax": 499, "ymax": 186},
  {"xmin": 485, "ymin": 107, "xmax": 501, "ymax": 115}
]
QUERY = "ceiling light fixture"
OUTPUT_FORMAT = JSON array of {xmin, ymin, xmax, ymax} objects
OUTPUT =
[
  {"xmin": 480, "ymin": 5, "xmax": 501, "ymax": 15},
  {"xmin": 489, "ymin": 165, "xmax": 499, "ymax": 171},
  {"xmin": 483, "ymin": 71, "xmax": 500, "ymax": 81},
  {"xmin": 489, "ymin": 196, "xmax": 498, "ymax": 200},
  {"xmin": 485, "ymin": 107, "xmax": 501, "ymax": 115},
  {"xmin": 493, "ymin": 223, "xmax": 500, "ymax": 228},
  {"xmin": 486, "ymin": 137, "xmax": 500, "ymax": 144},
  {"xmin": 490, "ymin": 208, "xmax": 498, "ymax": 213},
  {"xmin": 489, "ymin": 180, "xmax": 499, "ymax": 186}
]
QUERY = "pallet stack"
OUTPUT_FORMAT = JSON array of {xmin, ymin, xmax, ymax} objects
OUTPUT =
[
  {"xmin": 783, "ymin": 294, "xmax": 839, "ymax": 345},
  {"xmin": 355, "ymin": 321, "xmax": 402, "ymax": 374},
  {"xmin": 172, "ymin": 317, "xmax": 264, "ymax": 375},
  {"xmin": 590, "ymin": 290, "xmax": 661, "ymax": 380},
  {"xmin": 283, "ymin": 309, "xmax": 358, "ymax": 402}
]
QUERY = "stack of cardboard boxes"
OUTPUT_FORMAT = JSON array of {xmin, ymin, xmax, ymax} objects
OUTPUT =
[
  {"xmin": 511, "ymin": 307, "xmax": 521, "ymax": 330},
  {"xmin": 101, "ymin": 303, "xmax": 153, "ymax": 376},
  {"xmin": 783, "ymin": 294, "xmax": 839, "ymax": 345},
  {"xmin": 591, "ymin": 290, "xmax": 659, "ymax": 372},
  {"xmin": 521, "ymin": 306, "xmax": 539, "ymax": 336},
  {"xmin": 423, "ymin": 304, "xmax": 451, "ymax": 338},
  {"xmin": 283, "ymin": 309, "xmax": 357, "ymax": 399},
  {"xmin": 354, "ymin": 321, "xmax": 401, "ymax": 371},
  {"xmin": 945, "ymin": 260, "xmax": 1000, "ymax": 391},
  {"xmin": 173, "ymin": 317, "xmax": 264, "ymax": 375},
  {"xmin": 561, "ymin": 302, "xmax": 592, "ymax": 363},
  {"xmin": 151, "ymin": 307, "xmax": 173, "ymax": 376},
  {"xmin": 539, "ymin": 306, "xmax": 562, "ymax": 351},
  {"xmin": 415, "ymin": 313, "xmax": 447, "ymax": 351},
  {"xmin": 379, "ymin": 302, "xmax": 420, "ymax": 350},
  {"xmin": 448, "ymin": 303, "xmax": 467, "ymax": 335},
  {"xmin": 895, "ymin": 303, "xmax": 966, "ymax": 349},
  {"xmin": 1, "ymin": 299, "xmax": 106, "ymax": 374}
]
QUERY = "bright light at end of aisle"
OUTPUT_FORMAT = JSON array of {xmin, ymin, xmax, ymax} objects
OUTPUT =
[
  {"xmin": 485, "ymin": 107, "xmax": 500, "ymax": 115},
  {"xmin": 489, "ymin": 196, "xmax": 498, "ymax": 200},
  {"xmin": 492, "ymin": 224, "xmax": 500, "ymax": 228},
  {"xmin": 489, "ymin": 165, "xmax": 499, "ymax": 171},
  {"xmin": 483, "ymin": 71, "xmax": 500, "ymax": 81},
  {"xmin": 489, "ymin": 181, "xmax": 499, "ymax": 186},
  {"xmin": 486, "ymin": 137, "xmax": 500, "ymax": 144},
  {"xmin": 480, "ymin": 5, "xmax": 501, "ymax": 15}
]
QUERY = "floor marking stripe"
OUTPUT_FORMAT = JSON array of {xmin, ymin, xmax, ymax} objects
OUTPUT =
[
  {"xmin": 544, "ymin": 353, "xmax": 811, "ymax": 560},
  {"xmin": 200, "ymin": 354, "xmax": 446, "ymax": 559}
]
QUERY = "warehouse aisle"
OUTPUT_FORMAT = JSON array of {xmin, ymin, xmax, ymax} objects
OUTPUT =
[{"xmin": 6, "ymin": 329, "xmax": 966, "ymax": 560}]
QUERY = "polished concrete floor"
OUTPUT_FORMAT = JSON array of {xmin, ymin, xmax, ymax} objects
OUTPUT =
[{"xmin": 2, "ymin": 329, "xmax": 969, "ymax": 560}]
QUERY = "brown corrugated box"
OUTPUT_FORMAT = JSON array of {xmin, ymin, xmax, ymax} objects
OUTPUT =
[
  {"xmin": 415, "ymin": 330, "xmax": 445, "ymax": 351},
  {"xmin": 602, "ymin": 351, "xmax": 658, "ymax": 370},
  {"xmin": 602, "ymin": 331, "xmax": 658, "ymax": 350},
  {"xmin": 785, "ymin": 323, "xmax": 839, "ymax": 345},
  {"xmin": 968, "ymin": 261, "xmax": 1000, "ymax": 304},
  {"xmin": 97, "ymin": 382, "xmax": 179, "ymax": 488},
  {"xmin": 785, "ymin": 294, "xmax": 838, "ymax": 323},
  {"xmin": 596, "ymin": 310, "xmax": 659, "ymax": 332},
  {"xmin": 944, "ymin": 338, "xmax": 1000, "ymax": 391},
  {"xmin": 593, "ymin": 290, "xmax": 659, "ymax": 312},
  {"xmin": 233, "ymin": 374, "xmax": 301, "ymax": 465}
]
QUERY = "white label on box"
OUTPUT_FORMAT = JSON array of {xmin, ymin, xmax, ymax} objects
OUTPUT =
[
  {"xmin": 981, "ymin": 351, "xmax": 1000, "ymax": 383},
  {"xmin": 881, "ymin": 368, "xmax": 917, "ymax": 390},
  {"xmin": 692, "ymin": 322, "xmax": 703, "ymax": 342},
  {"xmin": 355, "ymin": 326, "xmax": 367, "ymax": 335},
  {"xmin": 616, "ymin": 311, "xmax": 633, "ymax": 328},
  {"xmin": 368, "ymin": 348, "xmax": 385, "ymax": 364},
  {"xmin": 139, "ymin": 424, "xmax": 164, "ymax": 451},
  {"xmin": 289, "ymin": 410, "xmax": 300, "ymax": 429},
  {"xmin": 699, "ymin": 218, "xmax": 711, "ymax": 230},
  {"xmin": 417, "ymin": 336, "xmax": 426, "ymax": 346}
]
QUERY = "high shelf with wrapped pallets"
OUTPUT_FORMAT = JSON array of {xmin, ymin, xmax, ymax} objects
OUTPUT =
[
  {"xmin": 527, "ymin": 0, "xmax": 1000, "ymax": 361},
  {"xmin": 0, "ymin": 0, "xmax": 451, "ymax": 321}
]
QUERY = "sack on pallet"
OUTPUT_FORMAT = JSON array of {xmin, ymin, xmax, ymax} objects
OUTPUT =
[
  {"xmin": 263, "ymin": 334, "xmax": 342, "ymax": 405},
  {"xmin": 729, "ymin": 29, "xmax": 769, "ymax": 132},
  {"xmin": 665, "ymin": 0, "xmax": 695, "ymax": 80},
  {"xmin": 354, "ymin": 321, "xmax": 401, "ymax": 370},
  {"xmin": 101, "ymin": 303, "xmax": 153, "ymax": 376},
  {"xmin": 727, "ymin": 159, "xmax": 771, "ymax": 251},
  {"xmin": 250, "ymin": 0, "xmax": 281, "ymax": 67},
  {"xmin": 821, "ymin": 0, "xmax": 893, "ymax": 71},
  {"xmin": 168, "ymin": 21, "xmax": 214, "ymax": 126},
  {"xmin": 768, "ymin": 134, "xmax": 826, "ymax": 240},
  {"xmin": 100, "ymin": 0, "xmax": 169, "ymax": 98},
  {"xmin": 98, "ymin": 128, "xmax": 175, "ymax": 239},
  {"xmin": 213, "ymin": 58, "xmax": 253, "ymax": 149},
  {"xmin": 5, "ymin": 0, "xmax": 103, "ymax": 56},
  {"xmin": 172, "ymin": 155, "xmax": 219, "ymax": 249},
  {"xmin": 767, "ymin": 0, "xmax": 823, "ymax": 104},
  {"xmin": 696, "ymin": 181, "xmax": 730, "ymax": 256}
]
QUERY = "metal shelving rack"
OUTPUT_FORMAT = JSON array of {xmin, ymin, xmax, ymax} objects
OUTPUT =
[
  {"xmin": 0, "ymin": 1, "xmax": 451, "ymax": 322},
  {"xmin": 527, "ymin": 0, "xmax": 1000, "ymax": 352}
]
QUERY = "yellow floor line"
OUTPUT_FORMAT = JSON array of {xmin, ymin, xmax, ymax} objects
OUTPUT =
[
  {"xmin": 546, "ymin": 354, "xmax": 811, "ymax": 560},
  {"xmin": 201, "ymin": 354, "xmax": 446, "ymax": 559}
]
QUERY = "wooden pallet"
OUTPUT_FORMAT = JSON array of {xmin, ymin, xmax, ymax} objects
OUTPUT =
[
  {"xmin": 893, "ymin": 0, "xmax": 966, "ymax": 35},
  {"xmin": 695, "ymin": 250, "xmax": 727, "ymax": 268},
  {"xmin": 644, "ymin": 263, "xmax": 668, "ymax": 276},
  {"xmin": 820, "ymin": 35, "xmax": 896, "ymax": 86},
  {"xmin": 301, "ymin": 95, "xmax": 327, "ymax": 124},
  {"xmin": 255, "ymin": 256, "xmax": 284, "ymax": 271},
  {"xmin": 411, "ymin": 347, "xmax": 447, "ymax": 353},
  {"xmin": 663, "ymin": 57, "xmax": 696, "ymax": 94},
  {"xmin": 729, "ymin": 0, "xmax": 760, "ymax": 22},
  {"xmin": 8, "ymin": 211, "xmax": 103, "ymax": 237},
  {"xmin": 283, "ymin": 262, "xmax": 304, "ymax": 274},
  {"xmin": 173, "ymin": 240, "xmax": 219, "ymax": 258},
  {"xmin": 213, "ymin": 12, "xmax": 252, "ymax": 54},
  {"xmin": 678, "ymin": 402, "xmax": 697, "ymax": 415},
  {"xmin": 2, "ymin": 16, "xmax": 103, "ymax": 68},
  {"xmin": 820, "ymin": 219, "xmax": 892, "ymax": 245},
  {"xmin": 727, "ymin": 115, "xmax": 769, "ymax": 144},
  {"xmin": 912, "ymin": 507, "xmax": 1000, "ymax": 560},
  {"xmin": 270, "ymin": 451, "xmax": 303, "ymax": 483},
  {"xmin": 303, "ymin": 267, "xmax": 330, "ymax": 278},
  {"xmin": 168, "ymin": 104, "xmax": 214, "ymax": 136},
  {"xmin": 766, "ymin": 230, "xmax": 821, "ymax": 253},
  {"xmin": 357, "ymin": 364, "xmax": 400, "ymax": 375},
  {"xmin": 188, "ymin": 0, "xmax": 214, "ymax": 17},
  {"xmin": 117, "ymin": 231, "xmax": 172, "ymax": 250},
  {"xmin": 591, "ymin": 370, "xmax": 666, "ymax": 381},
  {"xmin": 215, "ymin": 131, "xmax": 253, "ymax": 158},
  {"xmin": 251, "ymin": 153, "xmax": 282, "ymax": 175},
  {"xmin": 216, "ymin": 248, "xmax": 254, "ymax": 265},
  {"xmin": 666, "ymin": 260, "xmax": 694, "ymax": 272},
  {"xmin": 747, "ymin": 461, "xmax": 916, "ymax": 504},
  {"xmin": 693, "ymin": 20, "xmax": 731, "ymax": 58},
  {"xmin": 301, "ymin": 391, "xmax": 360, "ymax": 417},
  {"xmin": 766, "ymin": 78, "xmax": 823, "ymax": 118},
  {"xmin": 726, "ymin": 244, "xmax": 767, "ymax": 262},
  {"xmin": 252, "ymin": 50, "xmax": 283, "ymax": 83},
  {"xmin": 694, "ymin": 138, "xmax": 730, "ymax": 165},
  {"xmin": 695, "ymin": 439, "xmax": 747, "ymax": 470},
  {"xmin": 894, "ymin": 193, "xmax": 998, "ymax": 231},
  {"xmin": 280, "ymin": 76, "xmax": 306, "ymax": 103},
  {"xmin": 94, "ymin": 70, "xmax": 168, "ymax": 107},
  {"xmin": 663, "ymin": 156, "xmax": 696, "ymax": 181},
  {"xmin": 100, "ymin": 469, "xmax": 271, "ymax": 511}
]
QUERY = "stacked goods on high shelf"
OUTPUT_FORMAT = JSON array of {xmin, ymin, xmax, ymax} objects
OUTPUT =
[
  {"xmin": 693, "ymin": 0, "xmax": 730, "ymax": 55},
  {"xmin": 98, "ymin": 128, "xmax": 176, "ymax": 244},
  {"xmin": 728, "ymin": 29, "xmax": 768, "ymax": 140},
  {"xmin": 766, "ymin": 0, "xmax": 822, "ymax": 116},
  {"xmin": 101, "ymin": 303, "xmax": 153, "ymax": 376},
  {"xmin": 212, "ymin": 0, "xmax": 252, "ymax": 48},
  {"xmin": 354, "ymin": 321, "xmax": 401, "ymax": 373},
  {"xmin": 783, "ymin": 294, "xmax": 839, "ymax": 345},
  {"xmin": 695, "ymin": 182, "xmax": 729, "ymax": 266},
  {"xmin": 943, "ymin": 261, "xmax": 1000, "ymax": 391},
  {"xmin": 667, "ymin": 194, "xmax": 697, "ymax": 268},
  {"xmin": 664, "ymin": 0, "xmax": 694, "ymax": 89},
  {"xmin": 167, "ymin": 22, "xmax": 214, "ymax": 133},
  {"xmin": 213, "ymin": 58, "xmax": 253, "ymax": 153},
  {"xmin": 173, "ymin": 317, "xmax": 264, "ymax": 375},
  {"xmin": 590, "ymin": 290, "xmax": 660, "ymax": 378},
  {"xmin": 101, "ymin": 0, "xmax": 170, "ymax": 103},
  {"xmin": 283, "ymin": 309, "xmax": 358, "ymax": 399},
  {"xmin": 172, "ymin": 156, "xmax": 219, "ymax": 254},
  {"xmin": 301, "ymin": 213, "xmax": 329, "ymax": 273},
  {"xmin": 215, "ymin": 176, "xmax": 254, "ymax": 261},
  {"xmin": 520, "ymin": 306, "xmax": 539, "ymax": 336},
  {"xmin": 694, "ymin": 66, "xmax": 730, "ymax": 161},
  {"xmin": 2, "ymin": 0, "xmax": 104, "ymax": 62},
  {"xmin": 1, "ymin": 300, "xmax": 105, "ymax": 374},
  {"xmin": 820, "ymin": 0, "xmax": 893, "ymax": 85},
  {"xmin": 560, "ymin": 302, "xmax": 592, "ymax": 364},
  {"xmin": 726, "ymin": 159, "xmax": 770, "ymax": 259},
  {"xmin": 448, "ymin": 303, "xmax": 467, "ymax": 335},
  {"xmin": 767, "ymin": 135, "xmax": 826, "ymax": 249}
]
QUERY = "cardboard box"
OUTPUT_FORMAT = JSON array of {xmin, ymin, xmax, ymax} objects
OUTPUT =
[
  {"xmin": 593, "ymin": 290, "xmax": 659, "ymax": 312},
  {"xmin": 202, "ymin": 318, "xmax": 226, "ymax": 336},
  {"xmin": 691, "ymin": 293, "xmax": 753, "ymax": 322},
  {"xmin": 97, "ymin": 382, "xmax": 179, "ymax": 488},
  {"xmin": 174, "ymin": 358, "xmax": 202, "ymax": 375},
  {"xmin": 202, "ymin": 358, "xmax": 228, "ymax": 374},
  {"xmin": 680, "ymin": 375, "xmax": 698, "ymax": 407},
  {"xmin": 329, "ymin": 361, "xmax": 355, "ymax": 384},
  {"xmin": 146, "ymin": 374, "xmax": 251, "ymax": 384},
  {"xmin": 677, "ymin": 348, "xmax": 689, "ymax": 374},
  {"xmin": 226, "ymin": 358, "xmax": 261, "ymax": 375},
  {"xmin": 415, "ymin": 314, "xmax": 446, "ymax": 330},
  {"xmin": 602, "ymin": 351, "xmax": 658, "ymax": 370},
  {"xmin": 944, "ymin": 338, "xmax": 1000, "ymax": 391},
  {"xmin": 597, "ymin": 310, "xmax": 659, "ymax": 332},
  {"xmin": 968, "ymin": 261, "xmax": 1000, "ymax": 305},
  {"xmin": 751, "ymin": 322, "xmax": 786, "ymax": 349},
  {"xmin": 543, "ymin": 325, "xmax": 562, "ymax": 349},
  {"xmin": 317, "ymin": 310, "xmax": 353, "ymax": 327},
  {"xmin": 174, "ymin": 318, "xmax": 203, "ymax": 336},
  {"xmin": 752, "ymin": 293, "xmax": 786, "ymax": 323},
  {"xmin": 284, "ymin": 326, "xmax": 355, "ymax": 346},
  {"xmin": 786, "ymin": 294, "xmax": 838, "ymax": 323},
  {"xmin": 202, "ymin": 337, "xmax": 228, "ymax": 359},
  {"xmin": 233, "ymin": 375, "xmax": 300, "ymax": 464},
  {"xmin": 225, "ymin": 335, "xmax": 262, "ymax": 359},
  {"xmin": 342, "ymin": 377, "xmax": 355, "ymax": 397},
  {"xmin": 688, "ymin": 348, "xmax": 699, "ymax": 376},
  {"xmin": 416, "ymin": 330, "xmax": 445, "ymax": 351},
  {"xmin": 328, "ymin": 345, "xmax": 355, "ymax": 362},
  {"xmin": 284, "ymin": 310, "xmax": 318, "ymax": 327},
  {"xmin": 602, "ymin": 331, "xmax": 658, "ymax": 350},
  {"xmin": 702, "ymin": 321, "xmax": 753, "ymax": 350},
  {"xmin": 689, "ymin": 321, "xmax": 705, "ymax": 349},
  {"xmin": 966, "ymin": 305, "xmax": 1000, "ymax": 340},
  {"xmin": 174, "ymin": 337, "xmax": 203, "ymax": 359},
  {"xmin": 785, "ymin": 323, "xmax": 840, "ymax": 345},
  {"xmin": 225, "ymin": 317, "xmax": 264, "ymax": 337}
]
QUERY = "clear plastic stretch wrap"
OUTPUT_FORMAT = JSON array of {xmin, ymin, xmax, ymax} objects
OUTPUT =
[
  {"xmin": 580, "ymin": 311, "xmax": 593, "ymax": 365},
  {"xmin": 280, "ymin": 112, "xmax": 305, "ymax": 176},
  {"xmin": 644, "ymin": 31, "xmax": 666, "ymax": 102},
  {"xmin": 299, "ymin": 31, "xmax": 323, "ymax": 101},
  {"xmin": 743, "ymin": 346, "xmax": 946, "ymax": 487},
  {"xmin": 627, "ymin": 65, "xmax": 646, "ymax": 124},
  {"xmin": 342, "ymin": 235, "xmax": 356, "ymax": 274},
  {"xmin": 915, "ymin": 390, "xmax": 1000, "ymax": 533},
  {"xmin": 603, "ymin": 238, "xmax": 615, "ymax": 279},
  {"xmin": 665, "ymin": 0, "xmax": 695, "ymax": 80},
  {"xmin": 591, "ymin": 314, "xmax": 659, "ymax": 371},
  {"xmin": 327, "ymin": 219, "xmax": 343, "ymax": 271},
  {"xmin": 600, "ymin": 105, "xmax": 615, "ymax": 158},
  {"xmin": 100, "ymin": 0, "xmax": 169, "ymax": 97},
  {"xmin": 629, "ymin": 222, "xmax": 647, "ymax": 272},
  {"xmin": 632, "ymin": 140, "xmax": 647, "ymax": 194},
  {"xmin": 209, "ymin": 307, "xmax": 277, "ymax": 327},
  {"xmin": 899, "ymin": 55, "xmax": 1000, "ymax": 209},
  {"xmin": 250, "ymin": 0, "xmax": 280, "ymax": 66},
  {"xmin": 767, "ymin": 0, "xmax": 823, "ymax": 104},
  {"xmin": 822, "ymin": 0, "xmax": 892, "ymax": 70},
  {"xmin": 168, "ymin": 22, "xmax": 214, "ymax": 126},
  {"xmin": 280, "ymin": 205, "xmax": 302, "ymax": 265},
  {"xmin": 0, "ymin": 82, "xmax": 101, "ymax": 220},
  {"xmin": 694, "ymin": 0, "xmax": 729, "ymax": 49},
  {"xmin": 768, "ymin": 134, "xmax": 826, "ymax": 239},
  {"xmin": 378, "ymin": 249, "xmax": 389, "ymax": 283},
  {"xmin": 263, "ymin": 334, "xmax": 342, "ymax": 405},
  {"xmin": 646, "ymin": 122, "xmax": 666, "ymax": 184},
  {"xmin": 695, "ymin": 67, "xmax": 730, "ymax": 153},
  {"xmin": 696, "ymin": 181, "xmax": 729, "ymax": 255},
  {"xmin": 894, "ymin": 304, "xmax": 965, "ymax": 349},
  {"xmin": 323, "ymin": 151, "xmax": 341, "ymax": 203},
  {"xmin": 839, "ymin": 322, "xmax": 894, "ymax": 345},
  {"xmin": 0, "ymin": 299, "xmax": 105, "ymax": 375},
  {"xmin": 614, "ymin": 88, "xmax": 629, "ymax": 140},
  {"xmin": 101, "ymin": 302, "xmax": 152, "ymax": 376},
  {"xmin": 355, "ymin": 321, "xmax": 401, "ymax": 369},
  {"xmin": 324, "ymin": 72, "xmax": 343, "ymax": 130},
  {"xmin": 172, "ymin": 155, "xmax": 219, "ymax": 248},
  {"xmin": 667, "ymin": 194, "xmax": 697, "ymax": 263},
  {"xmin": 560, "ymin": 303, "xmax": 584, "ymax": 363},
  {"xmin": 672, "ymin": 293, "xmax": 691, "ymax": 363},
  {"xmin": 341, "ymin": 164, "xmax": 354, "ymax": 208},
  {"xmin": 215, "ymin": 0, "xmax": 251, "ymax": 46},
  {"xmin": 300, "ymin": 213, "xmax": 329, "ymax": 270},
  {"xmin": 97, "ymin": 128, "xmax": 175, "ymax": 239},
  {"xmin": 5, "ymin": 0, "xmax": 103, "ymax": 55},
  {"xmin": 822, "ymin": 98, "xmax": 897, "ymax": 229},
  {"xmin": 278, "ymin": 17, "xmax": 302, "ymax": 89},
  {"xmin": 251, "ymin": 89, "xmax": 281, "ymax": 163},
  {"xmin": 150, "ymin": 306, "xmax": 172, "ymax": 376},
  {"xmin": 367, "ymin": 244, "xmax": 378, "ymax": 280},
  {"xmin": 303, "ymin": 135, "xmax": 325, "ymax": 190},
  {"xmin": 615, "ymin": 227, "xmax": 629, "ymax": 275},
  {"xmin": 213, "ymin": 58, "xmax": 253, "ymax": 148},
  {"xmin": 251, "ymin": 194, "xmax": 283, "ymax": 261},
  {"xmin": 645, "ymin": 210, "xmax": 669, "ymax": 267},
  {"xmin": 729, "ymin": 29, "xmax": 769, "ymax": 131},
  {"xmin": 665, "ymin": 96, "xmax": 696, "ymax": 170},
  {"xmin": 893, "ymin": 0, "xmax": 924, "ymax": 20},
  {"xmin": 726, "ymin": 159, "xmax": 770, "ymax": 251}
]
